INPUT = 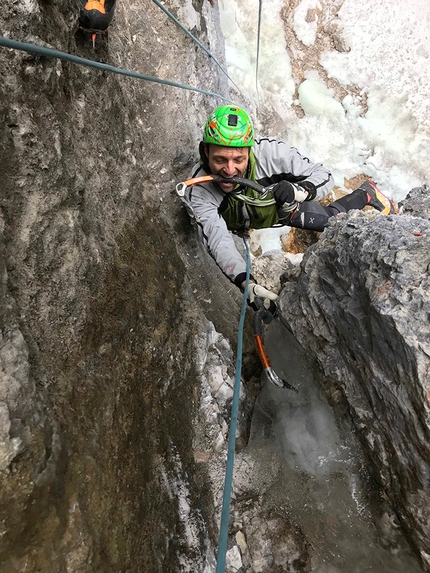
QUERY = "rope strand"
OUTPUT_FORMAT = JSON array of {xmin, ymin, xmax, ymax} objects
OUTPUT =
[
  {"xmin": 151, "ymin": 0, "xmax": 246, "ymax": 99},
  {"xmin": 256, "ymin": 0, "xmax": 263, "ymax": 97},
  {"xmin": 0, "ymin": 36, "xmax": 231, "ymax": 102},
  {"xmin": 215, "ymin": 236, "xmax": 251, "ymax": 573}
]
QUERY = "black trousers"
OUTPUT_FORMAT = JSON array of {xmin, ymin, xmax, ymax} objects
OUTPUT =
[{"xmin": 289, "ymin": 188, "xmax": 368, "ymax": 232}]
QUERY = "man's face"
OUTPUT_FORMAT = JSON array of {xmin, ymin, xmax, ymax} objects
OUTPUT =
[{"xmin": 205, "ymin": 144, "xmax": 250, "ymax": 193}]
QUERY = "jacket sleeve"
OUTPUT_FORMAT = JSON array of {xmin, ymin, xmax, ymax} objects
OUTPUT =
[
  {"xmin": 184, "ymin": 184, "xmax": 249, "ymax": 287},
  {"xmin": 254, "ymin": 138, "xmax": 334, "ymax": 201}
]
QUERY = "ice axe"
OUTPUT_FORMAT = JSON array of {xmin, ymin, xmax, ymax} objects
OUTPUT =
[
  {"xmin": 175, "ymin": 173, "xmax": 273, "ymax": 198},
  {"xmin": 253, "ymin": 298, "xmax": 298, "ymax": 392},
  {"xmin": 176, "ymin": 174, "xmax": 304, "ymax": 214}
]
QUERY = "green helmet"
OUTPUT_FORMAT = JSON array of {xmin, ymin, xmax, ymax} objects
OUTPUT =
[{"xmin": 203, "ymin": 105, "xmax": 254, "ymax": 147}]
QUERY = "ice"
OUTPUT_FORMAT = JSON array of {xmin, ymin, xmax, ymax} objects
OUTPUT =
[{"xmin": 217, "ymin": 0, "xmax": 430, "ymax": 201}]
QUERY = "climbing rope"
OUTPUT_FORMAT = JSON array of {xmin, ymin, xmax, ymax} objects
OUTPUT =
[
  {"xmin": 151, "ymin": 0, "xmax": 246, "ymax": 99},
  {"xmin": 215, "ymin": 235, "xmax": 251, "ymax": 573},
  {"xmin": 0, "ymin": 36, "xmax": 231, "ymax": 101},
  {"xmin": 255, "ymin": 0, "xmax": 263, "ymax": 96}
]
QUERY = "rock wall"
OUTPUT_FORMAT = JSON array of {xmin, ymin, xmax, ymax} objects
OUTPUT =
[
  {"xmin": 0, "ymin": 0, "xmax": 258, "ymax": 571},
  {"xmin": 278, "ymin": 190, "xmax": 430, "ymax": 570},
  {"xmin": 2, "ymin": 0, "xmax": 429, "ymax": 570}
]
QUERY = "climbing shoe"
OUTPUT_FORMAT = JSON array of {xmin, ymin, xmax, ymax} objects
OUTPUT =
[{"xmin": 361, "ymin": 179, "xmax": 398, "ymax": 215}]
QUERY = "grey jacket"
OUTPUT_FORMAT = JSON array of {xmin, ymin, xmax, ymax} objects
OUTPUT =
[{"xmin": 181, "ymin": 137, "xmax": 334, "ymax": 287}]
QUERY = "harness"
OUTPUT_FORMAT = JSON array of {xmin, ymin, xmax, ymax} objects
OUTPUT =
[{"xmin": 218, "ymin": 186, "xmax": 279, "ymax": 230}]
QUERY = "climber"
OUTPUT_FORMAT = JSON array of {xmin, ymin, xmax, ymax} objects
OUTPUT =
[
  {"xmin": 179, "ymin": 104, "xmax": 397, "ymax": 312},
  {"xmin": 78, "ymin": 0, "xmax": 117, "ymax": 46}
]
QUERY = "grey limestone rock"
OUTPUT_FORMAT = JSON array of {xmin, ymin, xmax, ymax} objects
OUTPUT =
[{"xmin": 279, "ymin": 202, "xmax": 430, "ymax": 567}]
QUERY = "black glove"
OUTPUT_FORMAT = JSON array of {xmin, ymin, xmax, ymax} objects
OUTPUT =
[
  {"xmin": 247, "ymin": 283, "xmax": 278, "ymax": 316},
  {"xmin": 249, "ymin": 297, "xmax": 277, "ymax": 316},
  {"xmin": 271, "ymin": 180, "xmax": 296, "ymax": 207},
  {"xmin": 299, "ymin": 180, "xmax": 317, "ymax": 201}
]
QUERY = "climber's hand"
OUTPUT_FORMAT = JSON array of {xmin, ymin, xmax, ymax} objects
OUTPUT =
[
  {"xmin": 271, "ymin": 180, "xmax": 296, "ymax": 207},
  {"xmin": 270, "ymin": 180, "xmax": 312, "ymax": 209},
  {"xmin": 247, "ymin": 283, "xmax": 278, "ymax": 315}
]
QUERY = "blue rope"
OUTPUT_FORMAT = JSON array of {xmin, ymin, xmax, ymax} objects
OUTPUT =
[
  {"xmin": 216, "ymin": 236, "xmax": 251, "ymax": 573},
  {"xmin": 151, "ymin": 0, "xmax": 246, "ymax": 99},
  {"xmin": 256, "ymin": 0, "xmax": 263, "ymax": 95},
  {"xmin": 0, "ymin": 36, "xmax": 231, "ymax": 102}
]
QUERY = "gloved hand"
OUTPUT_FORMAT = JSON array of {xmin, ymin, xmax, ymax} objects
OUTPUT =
[
  {"xmin": 247, "ymin": 283, "xmax": 278, "ymax": 314},
  {"xmin": 270, "ymin": 180, "xmax": 313, "ymax": 210},
  {"xmin": 271, "ymin": 180, "xmax": 296, "ymax": 207}
]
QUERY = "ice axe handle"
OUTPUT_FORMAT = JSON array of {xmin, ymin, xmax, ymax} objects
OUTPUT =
[
  {"xmin": 175, "ymin": 174, "xmax": 270, "ymax": 198},
  {"xmin": 253, "ymin": 309, "xmax": 298, "ymax": 392}
]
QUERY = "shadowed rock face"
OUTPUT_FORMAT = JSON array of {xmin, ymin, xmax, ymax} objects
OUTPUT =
[
  {"xmin": 278, "ymin": 196, "xmax": 430, "ymax": 569},
  {"xmin": 0, "ymin": 0, "xmax": 246, "ymax": 571},
  {"xmin": 0, "ymin": 214, "xmax": 209, "ymax": 571}
]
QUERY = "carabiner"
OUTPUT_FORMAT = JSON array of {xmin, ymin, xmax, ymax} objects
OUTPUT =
[{"xmin": 175, "ymin": 182, "xmax": 187, "ymax": 197}]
